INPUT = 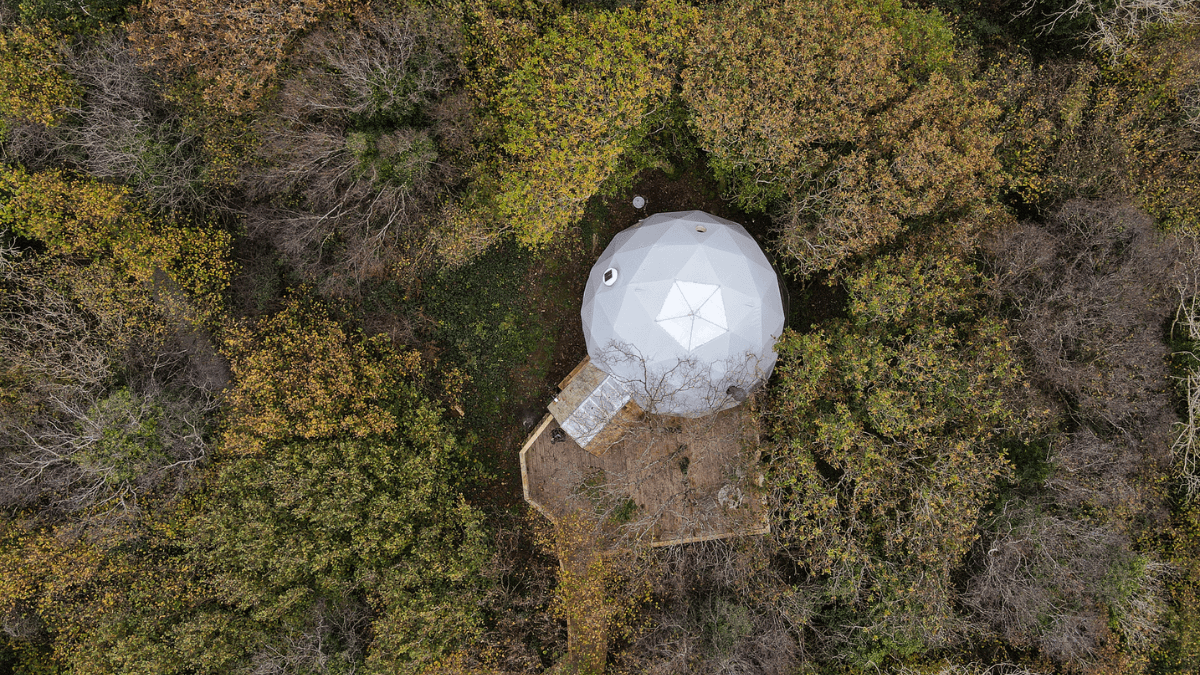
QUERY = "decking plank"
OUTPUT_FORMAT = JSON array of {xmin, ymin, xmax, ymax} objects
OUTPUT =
[{"xmin": 519, "ymin": 361, "xmax": 769, "ymax": 546}]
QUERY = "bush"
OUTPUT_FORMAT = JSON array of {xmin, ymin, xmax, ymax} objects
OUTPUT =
[
  {"xmin": 127, "ymin": 0, "xmax": 340, "ymax": 114},
  {"xmin": 989, "ymin": 37, "xmax": 1200, "ymax": 231},
  {"xmin": 219, "ymin": 297, "xmax": 423, "ymax": 456},
  {"xmin": 0, "ymin": 21, "xmax": 78, "ymax": 126}
]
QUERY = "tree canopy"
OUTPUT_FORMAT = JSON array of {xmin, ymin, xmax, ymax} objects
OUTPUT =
[{"xmin": 2, "ymin": 0, "xmax": 1199, "ymax": 672}]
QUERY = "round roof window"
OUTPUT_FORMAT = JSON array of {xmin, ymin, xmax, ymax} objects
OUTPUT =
[{"xmin": 603, "ymin": 268, "xmax": 618, "ymax": 286}]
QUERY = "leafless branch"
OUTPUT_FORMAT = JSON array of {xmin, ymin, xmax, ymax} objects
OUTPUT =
[{"xmin": 1016, "ymin": 0, "xmax": 1199, "ymax": 56}]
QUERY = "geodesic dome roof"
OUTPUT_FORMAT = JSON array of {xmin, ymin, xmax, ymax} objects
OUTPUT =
[{"xmin": 581, "ymin": 211, "xmax": 785, "ymax": 417}]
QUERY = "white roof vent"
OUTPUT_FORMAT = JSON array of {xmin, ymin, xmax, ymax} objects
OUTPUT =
[{"xmin": 603, "ymin": 268, "xmax": 618, "ymax": 286}]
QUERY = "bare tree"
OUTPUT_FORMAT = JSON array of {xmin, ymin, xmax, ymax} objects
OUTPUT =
[
  {"xmin": 987, "ymin": 200, "xmax": 1181, "ymax": 437},
  {"xmin": 554, "ymin": 344, "xmax": 770, "ymax": 551},
  {"xmin": 57, "ymin": 32, "xmax": 204, "ymax": 211},
  {"xmin": 0, "ymin": 242, "xmax": 221, "ymax": 524},
  {"xmin": 974, "ymin": 200, "xmax": 1182, "ymax": 667},
  {"xmin": 1018, "ymin": 0, "xmax": 1199, "ymax": 56},
  {"xmin": 239, "ymin": 6, "xmax": 467, "ymax": 293},
  {"xmin": 249, "ymin": 597, "xmax": 372, "ymax": 675},
  {"xmin": 0, "ymin": 32, "xmax": 207, "ymax": 211},
  {"xmin": 965, "ymin": 501, "xmax": 1168, "ymax": 662},
  {"xmin": 470, "ymin": 510, "xmax": 565, "ymax": 672},
  {"xmin": 614, "ymin": 537, "xmax": 811, "ymax": 675},
  {"xmin": 891, "ymin": 663, "xmax": 1049, "ymax": 675},
  {"xmin": 2, "ymin": 386, "xmax": 209, "ymax": 519},
  {"xmin": 591, "ymin": 340, "xmax": 771, "ymax": 420},
  {"xmin": 1172, "ymin": 252, "xmax": 1200, "ymax": 500},
  {"xmin": 0, "ymin": 252, "xmax": 111, "ymax": 397}
]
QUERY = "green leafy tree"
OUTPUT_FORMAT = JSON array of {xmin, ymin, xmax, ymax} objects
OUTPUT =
[
  {"xmin": 2, "ymin": 297, "xmax": 489, "ymax": 673},
  {"xmin": 194, "ymin": 418, "xmax": 489, "ymax": 673},
  {"xmin": 766, "ymin": 248, "xmax": 1022, "ymax": 665},
  {"xmin": 209, "ymin": 301, "xmax": 488, "ymax": 671},
  {"xmin": 0, "ymin": 516, "xmax": 255, "ymax": 675}
]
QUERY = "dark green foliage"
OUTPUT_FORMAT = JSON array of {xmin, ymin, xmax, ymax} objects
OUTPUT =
[
  {"xmin": 416, "ymin": 242, "xmax": 548, "ymax": 427},
  {"xmin": 1001, "ymin": 436, "xmax": 1055, "ymax": 486},
  {"xmin": 9, "ymin": 0, "xmax": 134, "ymax": 34}
]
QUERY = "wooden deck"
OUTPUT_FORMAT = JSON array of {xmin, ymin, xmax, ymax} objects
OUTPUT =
[{"xmin": 520, "ymin": 391, "xmax": 769, "ymax": 546}]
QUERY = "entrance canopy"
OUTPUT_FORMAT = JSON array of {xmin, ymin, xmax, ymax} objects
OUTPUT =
[{"xmin": 581, "ymin": 211, "xmax": 785, "ymax": 417}]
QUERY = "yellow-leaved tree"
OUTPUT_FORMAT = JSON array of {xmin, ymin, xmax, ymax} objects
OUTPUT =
[
  {"xmin": 128, "ymin": 0, "xmax": 340, "ymax": 113},
  {"xmin": 682, "ymin": 0, "xmax": 1003, "ymax": 274},
  {"xmin": 0, "ymin": 167, "xmax": 233, "ymax": 322},
  {"xmin": 220, "ymin": 297, "xmax": 424, "ymax": 456},
  {"xmin": 444, "ymin": 0, "xmax": 696, "ymax": 256},
  {"xmin": 0, "ymin": 22, "xmax": 79, "ymax": 127}
]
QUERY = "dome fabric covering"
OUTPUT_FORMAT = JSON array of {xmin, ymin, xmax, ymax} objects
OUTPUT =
[{"xmin": 581, "ymin": 210, "xmax": 785, "ymax": 417}]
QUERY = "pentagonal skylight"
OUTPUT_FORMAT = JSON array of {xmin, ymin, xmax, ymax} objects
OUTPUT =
[{"xmin": 655, "ymin": 280, "xmax": 727, "ymax": 351}]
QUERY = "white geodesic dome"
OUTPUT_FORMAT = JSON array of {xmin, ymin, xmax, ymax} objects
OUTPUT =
[{"xmin": 581, "ymin": 211, "xmax": 785, "ymax": 417}]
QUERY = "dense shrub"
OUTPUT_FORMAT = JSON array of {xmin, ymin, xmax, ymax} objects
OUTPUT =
[
  {"xmin": 0, "ymin": 21, "xmax": 78, "ymax": 127},
  {"xmin": 990, "ymin": 38, "xmax": 1200, "ymax": 231},
  {"xmin": 220, "ymin": 297, "xmax": 423, "ymax": 456},
  {"xmin": 127, "ymin": 0, "xmax": 340, "ymax": 114}
]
